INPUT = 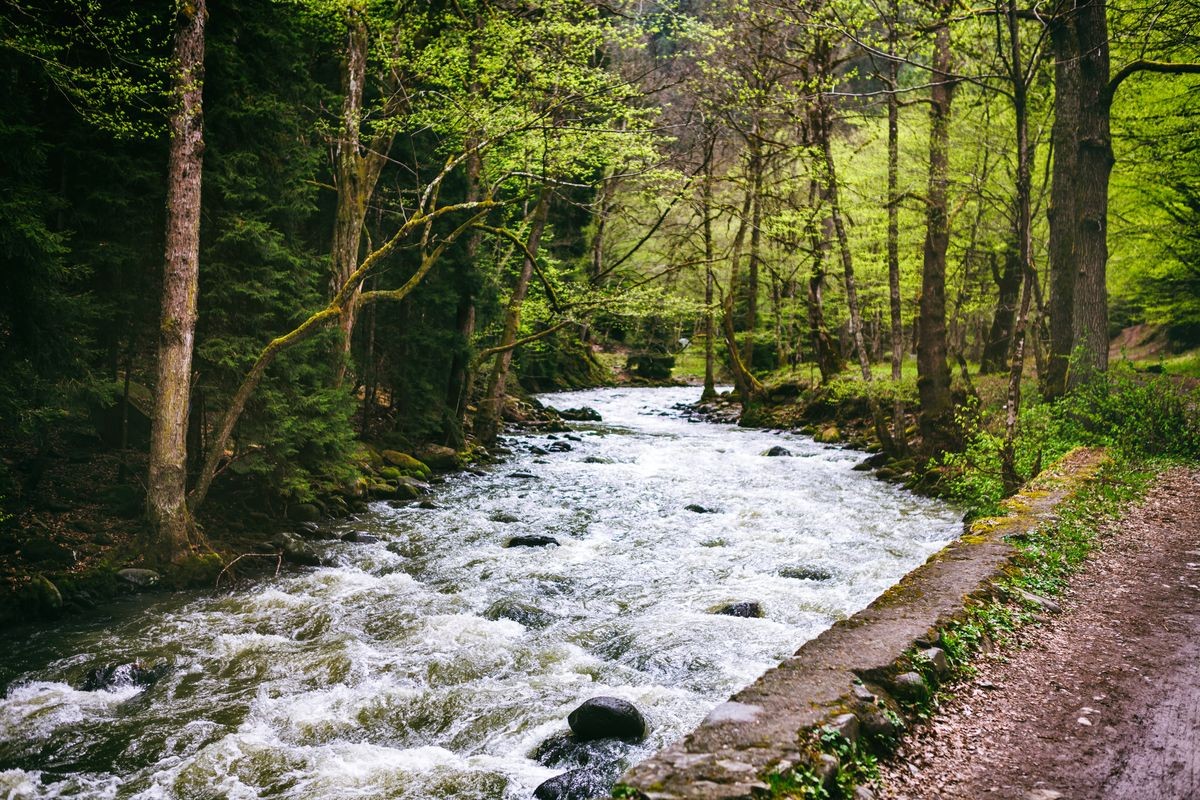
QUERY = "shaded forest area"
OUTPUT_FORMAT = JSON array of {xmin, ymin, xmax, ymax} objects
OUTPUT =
[{"xmin": 1, "ymin": 0, "xmax": 1199, "ymax": 601}]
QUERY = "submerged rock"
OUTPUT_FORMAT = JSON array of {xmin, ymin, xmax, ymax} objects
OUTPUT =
[
  {"xmin": 713, "ymin": 602, "xmax": 764, "ymax": 618},
  {"xmin": 533, "ymin": 767, "xmax": 614, "ymax": 800},
  {"xmin": 340, "ymin": 532, "xmax": 380, "ymax": 544},
  {"xmin": 684, "ymin": 504, "xmax": 716, "ymax": 514},
  {"xmin": 547, "ymin": 441, "xmax": 572, "ymax": 452},
  {"xmin": 505, "ymin": 535, "xmax": 559, "ymax": 548},
  {"xmin": 778, "ymin": 565, "xmax": 833, "ymax": 581},
  {"xmin": 533, "ymin": 731, "xmax": 631, "ymax": 769},
  {"xmin": 484, "ymin": 599, "xmax": 557, "ymax": 629},
  {"xmin": 762, "ymin": 445, "xmax": 793, "ymax": 457},
  {"xmin": 82, "ymin": 661, "xmax": 169, "ymax": 692},
  {"xmin": 490, "ymin": 512, "xmax": 520, "ymax": 524},
  {"xmin": 567, "ymin": 696, "xmax": 647, "ymax": 742}
]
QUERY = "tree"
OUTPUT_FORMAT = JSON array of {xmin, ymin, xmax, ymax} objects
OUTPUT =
[
  {"xmin": 916, "ymin": 2, "xmax": 958, "ymax": 453},
  {"xmin": 143, "ymin": 0, "xmax": 207, "ymax": 565}
]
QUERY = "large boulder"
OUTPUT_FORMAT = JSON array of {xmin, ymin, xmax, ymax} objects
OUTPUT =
[{"xmin": 567, "ymin": 696, "xmax": 647, "ymax": 742}]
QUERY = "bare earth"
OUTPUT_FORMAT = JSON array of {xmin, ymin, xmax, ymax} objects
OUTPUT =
[{"xmin": 878, "ymin": 467, "xmax": 1200, "ymax": 800}]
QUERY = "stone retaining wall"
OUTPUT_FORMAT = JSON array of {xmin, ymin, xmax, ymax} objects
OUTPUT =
[{"xmin": 617, "ymin": 448, "xmax": 1108, "ymax": 799}]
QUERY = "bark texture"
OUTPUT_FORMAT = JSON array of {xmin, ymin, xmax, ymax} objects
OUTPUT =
[
  {"xmin": 916, "ymin": 17, "xmax": 957, "ymax": 454},
  {"xmin": 146, "ymin": 0, "xmax": 207, "ymax": 565}
]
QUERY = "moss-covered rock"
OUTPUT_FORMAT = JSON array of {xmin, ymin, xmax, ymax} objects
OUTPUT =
[{"xmin": 381, "ymin": 450, "xmax": 432, "ymax": 477}]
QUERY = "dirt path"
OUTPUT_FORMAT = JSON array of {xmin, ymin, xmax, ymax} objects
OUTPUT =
[{"xmin": 878, "ymin": 467, "xmax": 1200, "ymax": 800}]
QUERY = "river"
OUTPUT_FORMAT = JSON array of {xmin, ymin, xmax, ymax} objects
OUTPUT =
[{"xmin": 0, "ymin": 386, "xmax": 961, "ymax": 800}]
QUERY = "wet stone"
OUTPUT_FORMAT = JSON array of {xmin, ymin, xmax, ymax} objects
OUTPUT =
[
  {"xmin": 567, "ymin": 696, "xmax": 647, "ymax": 742},
  {"xmin": 685, "ymin": 504, "xmax": 716, "ymax": 514},
  {"xmin": 117, "ymin": 568, "xmax": 160, "ymax": 587},
  {"xmin": 763, "ymin": 446, "xmax": 793, "ymax": 457},
  {"xmin": 504, "ymin": 535, "xmax": 559, "ymax": 548},
  {"xmin": 533, "ymin": 767, "xmax": 615, "ymax": 800},
  {"xmin": 779, "ymin": 565, "xmax": 833, "ymax": 581},
  {"xmin": 713, "ymin": 602, "xmax": 764, "ymax": 618}
]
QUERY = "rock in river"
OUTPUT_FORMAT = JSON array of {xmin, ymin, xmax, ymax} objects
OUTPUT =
[
  {"xmin": 778, "ymin": 565, "xmax": 832, "ymax": 581},
  {"xmin": 504, "ymin": 535, "xmax": 559, "ymax": 548},
  {"xmin": 82, "ymin": 661, "xmax": 169, "ymax": 692},
  {"xmin": 533, "ymin": 767, "xmax": 614, "ymax": 800},
  {"xmin": 567, "ymin": 696, "xmax": 647, "ymax": 742},
  {"xmin": 713, "ymin": 601, "xmax": 764, "ymax": 618},
  {"xmin": 554, "ymin": 406, "xmax": 602, "ymax": 422},
  {"xmin": 762, "ymin": 445, "xmax": 792, "ymax": 457},
  {"xmin": 684, "ymin": 504, "xmax": 716, "ymax": 514}
]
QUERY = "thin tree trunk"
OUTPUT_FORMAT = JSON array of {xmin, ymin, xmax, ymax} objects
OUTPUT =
[
  {"xmin": 1000, "ymin": 0, "xmax": 1038, "ymax": 491},
  {"xmin": 819, "ymin": 97, "xmax": 896, "ymax": 452},
  {"xmin": 702, "ymin": 137, "xmax": 717, "ymax": 400},
  {"xmin": 887, "ymin": 0, "xmax": 907, "ymax": 454},
  {"xmin": 916, "ymin": 16, "xmax": 957, "ymax": 454},
  {"xmin": 145, "ymin": 0, "xmax": 207, "ymax": 565},
  {"xmin": 743, "ymin": 141, "xmax": 763, "ymax": 369},
  {"xmin": 476, "ymin": 192, "xmax": 550, "ymax": 444}
]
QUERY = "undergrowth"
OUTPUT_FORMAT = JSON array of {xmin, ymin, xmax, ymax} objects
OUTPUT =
[{"xmin": 937, "ymin": 365, "xmax": 1200, "ymax": 518}]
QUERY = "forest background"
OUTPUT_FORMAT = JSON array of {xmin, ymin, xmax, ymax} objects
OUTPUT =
[{"xmin": 1, "ymin": 0, "xmax": 1199, "ymax": 586}]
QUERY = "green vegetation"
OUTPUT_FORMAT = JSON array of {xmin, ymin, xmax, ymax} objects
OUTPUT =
[{"xmin": 0, "ymin": 0, "xmax": 1196, "ymax": 584}]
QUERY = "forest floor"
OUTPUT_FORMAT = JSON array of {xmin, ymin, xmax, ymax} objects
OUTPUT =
[{"xmin": 877, "ymin": 466, "xmax": 1200, "ymax": 800}]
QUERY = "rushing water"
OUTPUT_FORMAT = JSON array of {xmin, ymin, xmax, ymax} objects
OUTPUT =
[{"xmin": 0, "ymin": 387, "xmax": 962, "ymax": 800}]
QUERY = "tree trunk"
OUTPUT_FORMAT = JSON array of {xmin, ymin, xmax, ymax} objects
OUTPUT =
[
  {"xmin": 979, "ymin": 246, "xmax": 1022, "ymax": 374},
  {"xmin": 330, "ymin": 8, "xmax": 393, "ymax": 385},
  {"xmin": 1044, "ymin": 13, "xmax": 1081, "ymax": 398},
  {"xmin": 144, "ymin": 0, "xmax": 207, "ymax": 565},
  {"xmin": 476, "ymin": 192, "xmax": 550, "ymax": 444},
  {"xmin": 702, "ymin": 137, "xmax": 717, "ymax": 401},
  {"xmin": 886, "ymin": 10, "xmax": 907, "ymax": 453},
  {"xmin": 742, "ymin": 141, "xmax": 763, "ymax": 369},
  {"xmin": 916, "ymin": 17, "xmax": 957, "ymax": 454},
  {"xmin": 1000, "ymin": 0, "xmax": 1038, "ymax": 491},
  {"xmin": 1069, "ymin": 0, "xmax": 1113, "ymax": 387},
  {"xmin": 806, "ymin": 180, "xmax": 843, "ymax": 384}
]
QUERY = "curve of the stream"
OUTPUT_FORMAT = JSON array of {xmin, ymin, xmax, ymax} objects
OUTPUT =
[{"xmin": 0, "ymin": 386, "xmax": 961, "ymax": 800}]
